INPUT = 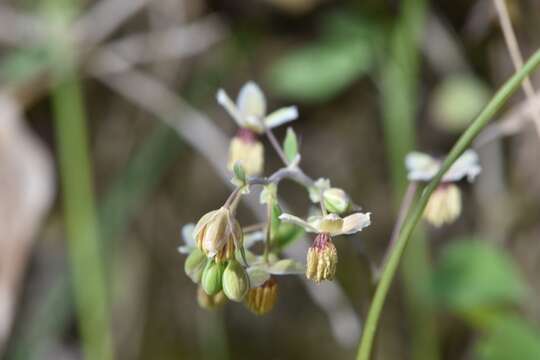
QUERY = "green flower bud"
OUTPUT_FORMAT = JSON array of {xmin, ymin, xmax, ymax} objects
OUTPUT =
[
  {"xmin": 323, "ymin": 188, "xmax": 350, "ymax": 214},
  {"xmin": 197, "ymin": 286, "xmax": 227, "ymax": 310},
  {"xmin": 222, "ymin": 259, "xmax": 250, "ymax": 301},
  {"xmin": 184, "ymin": 249, "xmax": 207, "ymax": 283},
  {"xmin": 201, "ymin": 260, "xmax": 225, "ymax": 295}
]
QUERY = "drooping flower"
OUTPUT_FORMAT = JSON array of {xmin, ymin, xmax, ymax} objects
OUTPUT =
[
  {"xmin": 192, "ymin": 207, "xmax": 242, "ymax": 261},
  {"xmin": 217, "ymin": 81, "xmax": 299, "ymax": 176},
  {"xmin": 405, "ymin": 149, "xmax": 481, "ymax": 227},
  {"xmin": 279, "ymin": 212, "xmax": 371, "ymax": 282}
]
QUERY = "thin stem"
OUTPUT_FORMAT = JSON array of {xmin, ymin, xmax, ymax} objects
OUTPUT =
[
  {"xmin": 264, "ymin": 126, "xmax": 290, "ymax": 166},
  {"xmin": 356, "ymin": 48, "xmax": 540, "ymax": 360},
  {"xmin": 375, "ymin": 182, "xmax": 418, "ymax": 280},
  {"xmin": 242, "ymin": 223, "xmax": 266, "ymax": 233},
  {"xmin": 263, "ymin": 203, "xmax": 272, "ymax": 263},
  {"xmin": 494, "ymin": 0, "xmax": 540, "ymax": 138}
]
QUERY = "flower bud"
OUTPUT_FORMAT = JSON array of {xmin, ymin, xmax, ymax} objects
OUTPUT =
[
  {"xmin": 184, "ymin": 248, "xmax": 207, "ymax": 283},
  {"xmin": 201, "ymin": 260, "xmax": 225, "ymax": 295},
  {"xmin": 245, "ymin": 278, "xmax": 278, "ymax": 316},
  {"xmin": 194, "ymin": 207, "xmax": 242, "ymax": 260},
  {"xmin": 197, "ymin": 286, "xmax": 227, "ymax": 310},
  {"xmin": 323, "ymin": 188, "xmax": 350, "ymax": 214},
  {"xmin": 306, "ymin": 233, "xmax": 338, "ymax": 283},
  {"xmin": 423, "ymin": 184, "xmax": 462, "ymax": 227},
  {"xmin": 228, "ymin": 129, "xmax": 264, "ymax": 176},
  {"xmin": 222, "ymin": 259, "xmax": 250, "ymax": 301}
]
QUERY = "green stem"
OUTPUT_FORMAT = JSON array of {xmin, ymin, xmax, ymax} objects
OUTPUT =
[
  {"xmin": 356, "ymin": 48, "xmax": 540, "ymax": 360},
  {"xmin": 50, "ymin": 27, "xmax": 114, "ymax": 360}
]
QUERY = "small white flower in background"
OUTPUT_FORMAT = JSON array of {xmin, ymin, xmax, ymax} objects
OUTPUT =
[
  {"xmin": 217, "ymin": 81, "xmax": 299, "ymax": 176},
  {"xmin": 217, "ymin": 81, "xmax": 299, "ymax": 134},
  {"xmin": 405, "ymin": 149, "xmax": 481, "ymax": 183},
  {"xmin": 405, "ymin": 149, "xmax": 481, "ymax": 227},
  {"xmin": 279, "ymin": 212, "xmax": 371, "ymax": 282}
]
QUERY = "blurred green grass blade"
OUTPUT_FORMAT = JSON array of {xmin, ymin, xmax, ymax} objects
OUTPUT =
[
  {"xmin": 433, "ymin": 239, "xmax": 526, "ymax": 317},
  {"xmin": 99, "ymin": 124, "xmax": 184, "ymax": 255},
  {"xmin": 7, "ymin": 124, "xmax": 183, "ymax": 359},
  {"xmin": 377, "ymin": 0, "xmax": 439, "ymax": 359},
  {"xmin": 474, "ymin": 315, "xmax": 540, "ymax": 360},
  {"xmin": 52, "ymin": 65, "xmax": 114, "ymax": 360},
  {"xmin": 266, "ymin": 12, "xmax": 375, "ymax": 103}
]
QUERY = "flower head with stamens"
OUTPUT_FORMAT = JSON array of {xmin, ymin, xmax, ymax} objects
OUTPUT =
[
  {"xmin": 279, "ymin": 212, "xmax": 371, "ymax": 282},
  {"xmin": 405, "ymin": 149, "xmax": 481, "ymax": 227},
  {"xmin": 217, "ymin": 81, "xmax": 298, "ymax": 176}
]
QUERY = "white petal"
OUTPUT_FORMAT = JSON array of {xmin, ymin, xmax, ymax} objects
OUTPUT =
[
  {"xmin": 279, "ymin": 213, "xmax": 318, "ymax": 232},
  {"xmin": 244, "ymin": 230, "xmax": 265, "ymax": 248},
  {"xmin": 181, "ymin": 223, "xmax": 196, "ymax": 247},
  {"xmin": 237, "ymin": 81, "xmax": 266, "ymax": 118},
  {"xmin": 217, "ymin": 89, "xmax": 246, "ymax": 127},
  {"xmin": 264, "ymin": 106, "xmax": 298, "ymax": 129},
  {"xmin": 247, "ymin": 267, "xmax": 271, "ymax": 288},
  {"xmin": 405, "ymin": 152, "xmax": 440, "ymax": 182},
  {"xmin": 266, "ymin": 259, "xmax": 305, "ymax": 275},
  {"xmin": 177, "ymin": 245, "xmax": 192, "ymax": 255},
  {"xmin": 340, "ymin": 212, "xmax": 371, "ymax": 235},
  {"xmin": 443, "ymin": 149, "xmax": 481, "ymax": 182}
]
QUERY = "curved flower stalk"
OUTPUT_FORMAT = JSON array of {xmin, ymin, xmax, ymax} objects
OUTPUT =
[
  {"xmin": 279, "ymin": 213, "xmax": 371, "ymax": 282},
  {"xmin": 217, "ymin": 81, "xmax": 299, "ymax": 176},
  {"xmin": 405, "ymin": 149, "xmax": 481, "ymax": 226}
]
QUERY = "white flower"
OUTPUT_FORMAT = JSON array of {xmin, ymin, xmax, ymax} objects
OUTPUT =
[
  {"xmin": 278, "ymin": 212, "xmax": 371, "ymax": 236},
  {"xmin": 217, "ymin": 81, "xmax": 298, "ymax": 133},
  {"xmin": 405, "ymin": 149, "xmax": 481, "ymax": 183}
]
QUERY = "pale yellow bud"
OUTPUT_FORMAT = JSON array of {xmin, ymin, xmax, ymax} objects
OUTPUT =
[
  {"xmin": 228, "ymin": 134, "xmax": 264, "ymax": 177},
  {"xmin": 423, "ymin": 184, "xmax": 462, "ymax": 227},
  {"xmin": 306, "ymin": 233, "xmax": 338, "ymax": 283},
  {"xmin": 245, "ymin": 278, "xmax": 278, "ymax": 316}
]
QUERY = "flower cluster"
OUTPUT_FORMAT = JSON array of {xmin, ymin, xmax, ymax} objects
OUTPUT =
[{"xmin": 179, "ymin": 82, "xmax": 372, "ymax": 315}]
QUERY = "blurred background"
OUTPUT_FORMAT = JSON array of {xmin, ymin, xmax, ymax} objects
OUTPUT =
[{"xmin": 1, "ymin": 0, "xmax": 540, "ymax": 359}]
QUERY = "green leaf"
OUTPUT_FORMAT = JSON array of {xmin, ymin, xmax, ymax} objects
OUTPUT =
[
  {"xmin": 266, "ymin": 38, "xmax": 372, "ymax": 103},
  {"xmin": 274, "ymin": 223, "xmax": 305, "ymax": 250},
  {"xmin": 474, "ymin": 316, "xmax": 540, "ymax": 360},
  {"xmin": 270, "ymin": 203, "xmax": 282, "ymax": 241},
  {"xmin": 433, "ymin": 239, "xmax": 527, "ymax": 316},
  {"xmin": 283, "ymin": 127, "xmax": 298, "ymax": 164}
]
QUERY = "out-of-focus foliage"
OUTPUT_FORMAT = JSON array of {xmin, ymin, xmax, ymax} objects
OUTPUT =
[
  {"xmin": 474, "ymin": 315, "xmax": 540, "ymax": 360},
  {"xmin": 433, "ymin": 239, "xmax": 526, "ymax": 317},
  {"xmin": 267, "ymin": 13, "xmax": 376, "ymax": 103},
  {"xmin": 430, "ymin": 74, "xmax": 491, "ymax": 132}
]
